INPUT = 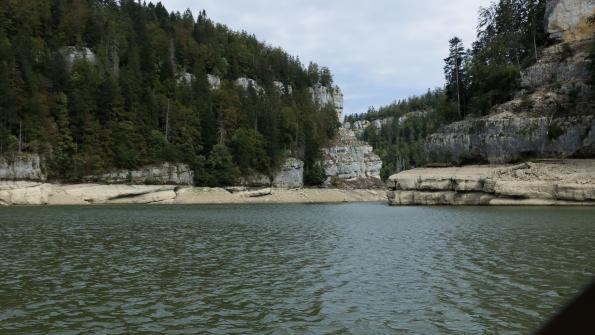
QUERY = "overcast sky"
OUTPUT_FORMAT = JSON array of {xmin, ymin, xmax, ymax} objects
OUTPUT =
[{"xmin": 161, "ymin": 0, "xmax": 493, "ymax": 116}]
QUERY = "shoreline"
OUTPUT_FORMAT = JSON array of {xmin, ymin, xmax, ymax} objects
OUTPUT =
[
  {"xmin": 0, "ymin": 182, "xmax": 386, "ymax": 206},
  {"xmin": 387, "ymin": 159, "xmax": 595, "ymax": 206}
]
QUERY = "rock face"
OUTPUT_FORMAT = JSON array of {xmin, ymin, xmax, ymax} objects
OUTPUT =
[
  {"xmin": 61, "ymin": 46, "xmax": 97, "ymax": 71},
  {"xmin": 546, "ymin": 0, "xmax": 595, "ymax": 41},
  {"xmin": 273, "ymin": 157, "xmax": 304, "ymax": 188},
  {"xmin": 309, "ymin": 85, "xmax": 344, "ymax": 118},
  {"xmin": 387, "ymin": 160, "xmax": 595, "ymax": 205},
  {"xmin": 0, "ymin": 182, "xmax": 385, "ymax": 206},
  {"xmin": 427, "ymin": 23, "xmax": 594, "ymax": 165},
  {"xmin": 0, "ymin": 182, "xmax": 181, "ymax": 205},
  {"xmin": 520, "ymin": 39, "xmax": 592, "ymax": 91},
  {"xmin": 235, "ymin": 77, "xmax": 265, "ymax": 94},
  {"xmin": 426, "ymin": 110, "xmax": 595, "ymax": 164},
  {"xmin": 241, "ymin": 158, "xmax": 304, "ymax": 188},
  {"xmin": 324, "ymin": 128, "xmax": 383, "ymax": 188},
  {"xmin": 273, "ymin": 81, "xmax": 293, "ymax": 95},
  {"xmin": 0, "ymin": 154, "xmax": 45, "ymax": 181},
  {"xmin": 82, "ymin": 163, "xmax": 194, "ymax": 185},
  {"xmin": 176, "ymin": 72, "xmax": 195, "ymax": 86},
  {"xmin": 208, "ymin": 74, "xmax": 221, "ymax": 90}
]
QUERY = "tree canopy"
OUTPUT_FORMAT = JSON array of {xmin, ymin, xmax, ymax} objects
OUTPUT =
[{"xmin": 0, "ymin": 0, "xmax": 339, "ymax": 185}]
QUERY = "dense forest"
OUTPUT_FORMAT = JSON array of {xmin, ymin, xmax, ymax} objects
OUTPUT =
[
  {"xmin": 347, "ymin": 0, "xmax": 556, "ymax": 179},
  {"xmin": 345, "ymin": 89, "xmax": 452, "ymax": 179},
  {"xmin": 0, "ymin": 0, "xmax": 339, "ymax": 185}
]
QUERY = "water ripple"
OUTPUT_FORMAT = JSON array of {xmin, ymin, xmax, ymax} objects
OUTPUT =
[{"xmin": 0, "ymin": 204, "xmax": 594, "ymax": 334}]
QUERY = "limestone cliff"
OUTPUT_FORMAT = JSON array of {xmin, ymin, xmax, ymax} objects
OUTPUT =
[
  {"xmin": 309, "ymin": 84, "xmax": 344, "ymax": 118},
  {"xmin": 323, "ymin": 128, "xmax": 383, "ymax": 188},
  {"xmin": 82, "ymin": 163, "xmax": 194, "ymax": 185},
  {"xmin": 425, "ymin": 2, "xmax": 594, "ymax": 165},
  {"xmin": 61, "ymin": 46, "xmax": 97, "ymax": 71},
  {"xmin": 0, "ymin": 154, "xmax": 45, "ymax": 181},
  {"xmin": 546, "ymin": 0, "xmax": 595, "ymax": 41},
  {"xmin": 240, "ymin": 157, "xmax": 304, "ymax": 189}
]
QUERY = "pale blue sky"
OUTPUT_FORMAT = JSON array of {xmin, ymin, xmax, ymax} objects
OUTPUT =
[{"xmin": 161, "ymin": 0, "xmax": 493, "ymax": 116}]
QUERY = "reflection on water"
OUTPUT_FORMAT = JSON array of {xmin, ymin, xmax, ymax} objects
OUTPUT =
[{"xmin": 1, "ymin": 204, "xmax": 594, "ymax": 334}]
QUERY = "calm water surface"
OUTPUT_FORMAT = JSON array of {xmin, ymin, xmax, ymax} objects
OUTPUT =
[{"xmin": 1, "ymin": 204, "xmax": 594, "ymax": 334}]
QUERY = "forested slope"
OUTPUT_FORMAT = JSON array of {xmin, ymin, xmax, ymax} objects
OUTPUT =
[{"xmin": 0, "ymin": 0, "xmax": 339, "ymax": 185}]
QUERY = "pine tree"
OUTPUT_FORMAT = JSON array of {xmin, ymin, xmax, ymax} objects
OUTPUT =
[{"xmin": 444, "ymin": 37, "xmax": 466, "ymax": 119}]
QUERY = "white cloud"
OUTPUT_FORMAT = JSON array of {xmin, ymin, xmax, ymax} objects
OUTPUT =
[{"xmin": 161, "ymin": 0, "xmax": 493, "ymax": 115}]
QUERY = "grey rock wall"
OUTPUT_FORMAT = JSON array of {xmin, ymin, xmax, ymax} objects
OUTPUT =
[
  {"xmin": 546, "ymin": 0, "xmax": 595, "ymax": 41},
  {"xmin": 324, "ymin": 128, "xmax": 382, "ymax": 186},
  {"xmin": 0, "ymin": 154, "xmax": 46, "ymax": 181},
  {"xmin": 273, "ymin": 158, "xmax": 304, "ymax": 188},
  {"xmin": 83, "ymin": 163, "xmax": 194, "ymax": 185},
  {"xmin": 309, "ymin": 85, "xmax": 344, "ymax": 118},
  {"xmin": 426, "ymin": 112, "xmax": 595, "ymax": 164}
]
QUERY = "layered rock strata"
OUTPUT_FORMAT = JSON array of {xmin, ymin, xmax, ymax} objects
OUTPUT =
[
  {"xmin": 427, "ymin": 39, "xmax": 594, "ymax": 165},
  {"xmin": 324, "ymin": 128, "xmax": 383, "ymax": 188},
  {"xmin": 0, "ymin": 182, "xmax": 385, "ymax": 206},
  {"xmin": 0, "ymin": 154, "xmax": 45, "ymax": 181},
  {"xmin": 387, "ymin": 160, "xmax": 595, "ymax": 205},
  {"xmin": 82, "ymin": 163, "xmax": 194, "ymax": 185},
  {"xmin": 425, "ymin": 0, "xmax": 594, "ymax": 166}
]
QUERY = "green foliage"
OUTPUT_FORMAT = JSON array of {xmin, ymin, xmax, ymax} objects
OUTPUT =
[
  {"xmin": 204, "ymin": 144, "xmax": 240, "ymax": 186},
  {"xmin": 548, "ymin": 121, "xmax": 565, "ymax": 140},
  {"xmin": 441, "ymin": 0, "xmax": 548, "ymax": 118},
  {"xmin": 0, "ymin": 0, "xmax": 339, "ymax": 184},
  {"xmin": 346, "ymin": 89, "xmax": 448, "ymax": 179},
  {"xmin": 229, "ymin": 128, "xmax": 270, "ymax": 176},
  {"xmin": 304, "ymin": 163, "xmax": 326, "ymax": 186}
]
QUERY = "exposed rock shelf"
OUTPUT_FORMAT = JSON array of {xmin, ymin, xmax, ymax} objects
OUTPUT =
[
  {"xmin": 82, "ymin": 163, "xmax": 194, "ymax": 185},
  {"xmin": 0, "ymin": 182, "xmax": 385, "ymax": 206},
  {"xmin": 387, "ymin": 160, "xmax": 595, "ymax": 206}
]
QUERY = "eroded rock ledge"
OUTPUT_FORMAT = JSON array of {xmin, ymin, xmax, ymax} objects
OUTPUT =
[
  {"xmin": 0, "ymin": 182, "xmax": 385, "ymax": 206},
  {"xmin": 387, "ymin": 160, "xmax": 595, "ymax": 206}
]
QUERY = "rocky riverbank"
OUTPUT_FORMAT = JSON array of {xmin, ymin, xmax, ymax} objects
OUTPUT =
[
  {"xmin": 387, "ymin": 159, "xmax": 595, "ymax": 206},
  {"xmin": 0, "ymin": 182, "xmax": 385, "ymax": 206}
]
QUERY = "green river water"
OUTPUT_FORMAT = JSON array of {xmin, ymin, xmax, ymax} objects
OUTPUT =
[{"xmin": 1, "ymin": 203, "xmax": 594, "ymax": 334}]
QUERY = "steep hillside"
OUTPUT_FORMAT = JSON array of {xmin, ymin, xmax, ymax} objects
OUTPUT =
[
  {"xmin": 427, "ymin": 0, "xmax": 594, "ymax": 165},
  {"xmin": 0, "ymin": 0, "xmax": 340, "ymax": 186}
]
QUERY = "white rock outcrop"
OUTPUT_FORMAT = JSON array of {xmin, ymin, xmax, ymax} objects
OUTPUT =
[
  {"xmin": 324, "ymin": 128, "xmax": 383, "ymax": 187},
  {"xmin": 0, "ymin": 182, "xmax": 385, "ymax": 206},
  {"xmin": 240, "ymin": 157, "xmax": 304, "ymax": 188},
  {"xmin": 61, "ymin": 46, "xmax": 97, "ymax": 71},
  {"xmin": 236, "ymin": 77, "xmax": 264, "ymax": 94},
  {"xmin": 520, "ymin": 39, "xmax": 592, "ymax": 90},
  {"xmin": 83, "ymin": 163, "xmax": 194, "ymax": 185},
  {"xmin": 387, "ymin": 160, "xmax": 595, "ymax": 206},
  {"xmin": 0, "ymin": 182, "xmax": 180, "ymax": 206},
  {"xmin": 546, "ymin": 0, "xmax": 595, "ymax": 41},
  {"xmin": 0, "ymin": 154, "xmax": 45, "ymax": 181},
  {"xmin": 273, "ymin": 81, "xmax": 293, "ymax": 95},
  {"xmin": 309, "ymin": 85, "xmax": 344, "ymax": 118},
  {"xmin": 208, "ymin": 74, "xmax": 221, "ymax": 90},
  {"xmin": 273, "ymin": 157, "xmax": 304, "ymax": 188},
  {"xmin": 176, "ymin": 72, "xmax": 195, "ymax": 85}
]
